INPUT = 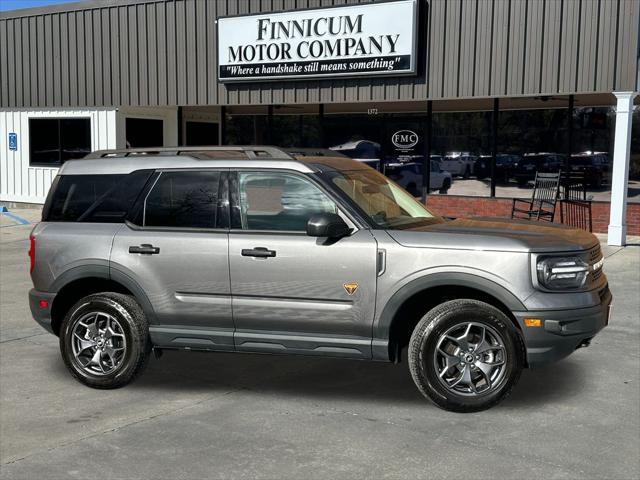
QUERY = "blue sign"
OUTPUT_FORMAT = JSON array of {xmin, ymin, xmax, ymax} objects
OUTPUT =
[{"xmin": 8, "ymin": 133, "xmax": 17, "ymax": 151}]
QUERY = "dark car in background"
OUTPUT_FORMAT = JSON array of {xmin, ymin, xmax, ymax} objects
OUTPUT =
[
  {"xmin": 570, "ymin": 152, "xmax": 610, "ymax": 188},
  {"xmin": 329, "ymin": 140, "xmax": 381, "ymax": 171},
  {"xmin": 474, "ymin": 154, "xmax": 521, "ymax": 182},
  {"xmin": 514, "ymin": 153, "xmax": 566, "ymax": 186}
]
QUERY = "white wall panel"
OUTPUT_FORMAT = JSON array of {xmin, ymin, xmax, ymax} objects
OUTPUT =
[{"xmin": 0, "ymin": 108, "xmax": 117, "ymax": 204}]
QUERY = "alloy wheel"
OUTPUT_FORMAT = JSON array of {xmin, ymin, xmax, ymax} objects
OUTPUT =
[
  {"xmin": 71, "ymin": 311, "xmax": 127, "ymax": 376},
  {"xmin": 433, "ymin": 322, "xmax": 508, "ymax": 396}
]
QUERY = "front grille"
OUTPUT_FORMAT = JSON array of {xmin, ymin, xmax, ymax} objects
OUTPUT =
[
  {"xmin": 588, "ymin": 244, "xmax": 602, "ymax": 263},
  {"xmin": 587, "ymin": 244, "xmax": 604, "ymax": 287}
]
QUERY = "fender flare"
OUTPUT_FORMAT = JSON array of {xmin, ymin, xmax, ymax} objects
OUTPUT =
[
  {"xmin": 372, "ymin": 272, "xmax": 526, "ymax": 361},
  {"xmin": 50, "ymin": 264, "xmax": 158, "ymax": 324}
]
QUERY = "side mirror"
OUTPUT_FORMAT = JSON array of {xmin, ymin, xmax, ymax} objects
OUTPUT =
[{"xmin": 307, "ymin": 213, "xmax": 351, "ymax": 239}]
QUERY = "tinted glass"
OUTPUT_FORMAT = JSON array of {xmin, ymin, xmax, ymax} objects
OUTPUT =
[
  {"xmin": 325, "ymin": 168, "xmax": 441, "ymax": 229},
  {"xmin": 126, "ymin": 118, "xmax": 163, "ymax": 148},
  {"xmin": 238, "ymin": 172, "xmax": 336, "ymax": 231},
  {"xmin": 45, "ymin": 174, "xmax": 125, "ymax": 222},
  {"xmin": 29, "ymin": 118, "xmax": 91, "ymax": 166},
  {"xmin": 144, "ymin": 171, "xmax": 220, "ymax": 228}
]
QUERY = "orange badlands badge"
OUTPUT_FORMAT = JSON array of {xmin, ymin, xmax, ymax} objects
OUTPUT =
[{"xmin": 343, "ymin": 283, "xmax": 358, "ymax": 295}]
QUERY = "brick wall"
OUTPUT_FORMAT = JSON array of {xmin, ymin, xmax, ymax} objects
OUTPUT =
[{"xmin": 425, "ymin": 195, "xmax": 640, "ymax": 236}]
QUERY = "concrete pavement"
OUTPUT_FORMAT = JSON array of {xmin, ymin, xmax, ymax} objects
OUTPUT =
[{"xmin": 1, "ymin": 210, "xmax": 639, "ymax": 479}]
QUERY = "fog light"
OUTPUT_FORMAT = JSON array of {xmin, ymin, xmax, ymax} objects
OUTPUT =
[
  {"xmin": 38, "ymin": 300, "xmax": 49, "ymax": 309},
  {"xmin": 524, "ymin": 318, "xmax": 542, "ymax": 327}
]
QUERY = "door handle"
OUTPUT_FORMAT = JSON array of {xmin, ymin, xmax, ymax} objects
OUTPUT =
[
  {"xmin": 129, "ymin": 244, "xmax": 160, "ymax": 255},
  {"xmin": 241, "ymin": 247, "xmax": 276, "ymax": 258}
]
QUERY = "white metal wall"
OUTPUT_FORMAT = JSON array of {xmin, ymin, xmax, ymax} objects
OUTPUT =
[{"xmin": 0, "ymin": 108, "xmax": 117, "ymax": 204}]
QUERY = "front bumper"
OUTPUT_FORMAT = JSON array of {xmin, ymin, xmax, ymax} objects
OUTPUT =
[
  {"xmin": 515, "ymin": 287, "xmax": 612, "ymax": 367},
  {"xmin": 28, "ymin": 288, "xmax": 57, "ymax": 334}
]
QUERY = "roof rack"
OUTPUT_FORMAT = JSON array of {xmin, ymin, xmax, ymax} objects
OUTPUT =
[{"xmin": 84, "ymin": 146, "xmax": 293, "ymax": 160}]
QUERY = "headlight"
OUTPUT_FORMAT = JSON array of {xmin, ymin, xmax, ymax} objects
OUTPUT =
[{"xmin": 536, "ymin": 254, "xmax": 591, "ymax": 290}]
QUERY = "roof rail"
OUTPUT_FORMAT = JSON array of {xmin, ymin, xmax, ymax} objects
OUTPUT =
[{"xmin": 84, "ymin": 146, "xmax": 293, "ymax": 160}]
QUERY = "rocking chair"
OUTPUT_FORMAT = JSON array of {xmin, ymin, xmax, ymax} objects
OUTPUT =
[{"xmin": 511, "ymin": 171, "xmax": 561, "ymax": 222}]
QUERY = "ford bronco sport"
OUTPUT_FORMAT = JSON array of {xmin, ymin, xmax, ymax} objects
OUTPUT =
[{"xmin": 28, "ymin": 147, "xmax": 611, "ymax": 412}]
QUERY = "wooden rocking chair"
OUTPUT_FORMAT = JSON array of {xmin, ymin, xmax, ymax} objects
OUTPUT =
[{"xmin": 511, "ymin": 171, "xmax": 561, "ymax": 222}]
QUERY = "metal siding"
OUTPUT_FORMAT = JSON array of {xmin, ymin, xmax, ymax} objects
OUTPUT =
[
  {"xmin": 473, "ymin": 0, "xmax": 491, "ymax": 97},
  {"xmin": 175, "ymin": 0, "xmax": 187, "ymax": 106},
  {"xmin": 523, "ymin": 0, "xmax": 543, "ymax": 95},
  {"xmin": 596, "ymin": 0, "xmax": 617, "ymax": 91},
  {"xmin": 616, "ymin": 0, "xmax": 640, "ymax": 91},
  {"xmin": 442, "ymin": 0, "xmax": 461, "ymax": 98},
  {"xmin": 77, "ymin": 11, "xmax": 87, "ymax": 106},
  {"xmin": 128, "ymin": 5, "xmax": 139, "ymax": 106},
  {"xmin": 92, "ymin": 10, "xmax": 102, "ymax": 106},
  {"xmin": 458, "ymin": 0, "xmax": 476, "ymax": 97},
  {"xmin": 43, "ymin": 15, "xmax": 53, "ymax": 105},
  {"xmin": 59, "ymin": 14, "xmax": 69, "ymax": 106},
  {"xmin": 489, "ymin": 0, "xmax": 508, "ymax": 96},
  {"xmin": 52, "ymin": 14, "xmax": 62, "ymax": 106},
  {"xmin": 165, "ymin": 1, "xmax": 177, "ymax": 106},
  {"xmin": 146, "ymin": 3, "xmax": 158, "ymax": 106},
  {"xmin": 540, "ymin": 0, "xmax": 561, "ymax": 94},
  {"xmin": 0, "ymin": 0, "xmax": 638, "ymax": 108},
  {"xmin": 506, "ymin": 0, "xmax": 526, "ymax": 95}
]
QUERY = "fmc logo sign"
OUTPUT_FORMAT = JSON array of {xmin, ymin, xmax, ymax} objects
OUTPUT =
[{"xmin": 391, "ymin": 129, "xmax": 418, "ymax": 150}]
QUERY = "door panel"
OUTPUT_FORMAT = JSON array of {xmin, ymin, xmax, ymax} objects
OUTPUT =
[
  {"xmin": 111, "ymin": 227, "xmax": 233, "ymax": 349},
  {"xmin": 229, "ymin": 230, "xmax": 378, "ymax": 357}
]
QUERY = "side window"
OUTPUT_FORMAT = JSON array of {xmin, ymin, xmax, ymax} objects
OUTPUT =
[
  {"xmin": 144, "ymin": 171, "xmax": 220, "ymax": 228},
  {"xmin": 237, "ymin": 171, "xmax": 337, "ymax": 231}
]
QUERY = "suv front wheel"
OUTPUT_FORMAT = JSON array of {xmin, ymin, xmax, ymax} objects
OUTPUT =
[
  {"xmin": 59, "ymin": 292, "xmax": 151, "ymax": 389},
  {"xmin": 408, "ymin": 299, "xmax": 524, "ymax": 412}
]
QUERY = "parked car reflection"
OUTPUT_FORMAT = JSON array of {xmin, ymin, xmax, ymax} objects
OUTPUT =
[
  {"xmin": 474, "ymin": 154, "xmax": 521, "ymax": 182},
  {"xmin": 384, "ymin": 160, "xmax": 453, "ymax": 195},
  {"xmin": 329, "ymin": 140, "xmax": 381, "ymax": 171},
  {"xmin": 570, "ymin": 151, "xmax": 610, "ymax": 188}
]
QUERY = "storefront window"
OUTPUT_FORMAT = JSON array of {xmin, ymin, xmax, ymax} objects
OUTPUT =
[
  {"xmin": 494, "ymin": 106, "xmax": 615, "ymax": 203},
  {"xmin": 29, "ymin": 118, "xmax": 91, "ymax": 166},
  {"xmin": 431, "ymin": 111, "xmax": 492, "ymax": 197}
]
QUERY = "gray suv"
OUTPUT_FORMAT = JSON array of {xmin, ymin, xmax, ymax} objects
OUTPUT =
[{"xmin": 29, "ymin": 147, "xmax": 611, "ymax": 412}]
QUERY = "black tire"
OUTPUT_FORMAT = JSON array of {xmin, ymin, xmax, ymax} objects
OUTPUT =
[
  {"xmin": 408, "ymin": 299, "xmax": 524, "ymax": 413},
  {"xmin": 406, "ymin": 182, "xmax": 418, "ymax": 197},
  {"xmin": 463, "ymin": 165, "xmax": 471, "ymax": 179},
  {"xmin": 59, "ymin": 292, "xmax": 151, "ymax": 389},
  {"xmin": 438, "ymin": 179, "xmax": 451, "ymax": 194}
]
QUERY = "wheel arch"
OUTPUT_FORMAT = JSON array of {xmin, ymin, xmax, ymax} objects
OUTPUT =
[
  {"xmin": 49, "ymin": 266, "xmax": 157, "ymax": 335},
  {"xmin": 373, "ymin": 273, "xmax": 526, "ymax": 363}
]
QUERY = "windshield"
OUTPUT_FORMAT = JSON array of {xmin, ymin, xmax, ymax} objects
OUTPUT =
[{"xmin": 323, "ymin": 168, "xmax": 443, "ymax": 229}]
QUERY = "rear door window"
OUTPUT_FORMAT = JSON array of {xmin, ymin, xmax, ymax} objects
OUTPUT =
[{"xmin": 143, "ymin": 171, "xmax": 220, "ymax": 229}]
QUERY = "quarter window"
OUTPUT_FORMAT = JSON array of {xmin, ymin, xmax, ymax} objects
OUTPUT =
[
  {"xmin": 144, "ymin": 171, "xmax": 220, "ymax": 228},
  {"xmin": 237, "ymin": 172, "xmax": 337, "ymax": 231},
  {"xmin": 29, "ymin": 118, "xmax": 91, "ymax": 166}
]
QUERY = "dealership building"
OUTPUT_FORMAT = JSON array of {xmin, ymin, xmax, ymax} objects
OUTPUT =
[{"xmin": 0, "ymin": 0, "xmax": 639, "ymax": 244}]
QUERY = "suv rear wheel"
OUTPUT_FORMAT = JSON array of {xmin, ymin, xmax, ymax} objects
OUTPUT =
[
  {"xmin": 408, "ymin": 299, "xmax": 524, "ymax": 412},
  {"xmin": 59, "ymin": 293, "xmax": 151, "ymax": 389}
]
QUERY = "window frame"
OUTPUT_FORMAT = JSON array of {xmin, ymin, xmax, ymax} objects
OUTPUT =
[
  {"xmin": 126, "ymin": 168, "xmax": 229, "ymax": 232},
  {"xmin": 229, "ymin": 168, "xmax": 359, "ymax": 235},
  {"xmin": 29, "ymin": 117, "xmax": 92, "ymax": 167}
]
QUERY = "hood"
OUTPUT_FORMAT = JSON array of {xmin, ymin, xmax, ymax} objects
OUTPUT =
[{"xmin": 387, "ymin": 217, "xmax": 599, "ymax": 253}]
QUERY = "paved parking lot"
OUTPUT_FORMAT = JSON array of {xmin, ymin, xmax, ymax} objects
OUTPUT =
[{"xmin": 1, "ymin": 208, "xmax": 639, "ymax": 479}]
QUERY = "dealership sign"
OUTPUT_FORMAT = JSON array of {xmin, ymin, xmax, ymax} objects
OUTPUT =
[{"xmin": 217, "ymin": 0, "xmax": 418, "ymax": 82}]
